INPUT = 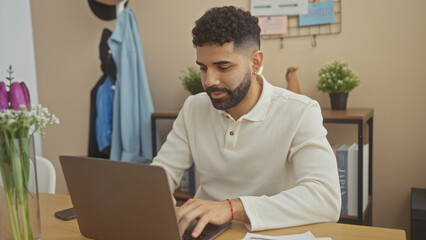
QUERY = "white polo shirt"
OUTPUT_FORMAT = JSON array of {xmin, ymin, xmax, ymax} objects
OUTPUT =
[{"xmin": 152, "ymin": 75, "xmax": 341, "ymax": 231}]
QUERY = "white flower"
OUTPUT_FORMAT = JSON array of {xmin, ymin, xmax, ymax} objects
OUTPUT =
[
  {"xmin": 0, "ymin": 104, "xmax": 59, "ymax": 137},
  {"xmin": 42, "ymin": 107, "xmax": 49, "ymax": 115}
]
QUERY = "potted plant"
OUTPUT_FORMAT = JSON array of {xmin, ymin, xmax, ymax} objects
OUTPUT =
[
  {"xmin": 179, "ymin": 66, "xmax": 204, "ymax": 95},
  {"xmin": 316, "ymin": 60, "xmax": 360, "ymax": 110}
]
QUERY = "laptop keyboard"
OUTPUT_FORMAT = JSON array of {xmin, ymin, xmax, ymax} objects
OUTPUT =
[
  {"xmin": 182, "ymin": 221, "xmax": 208, "ymax": 240},
  {"xmin": 182, "ymin": 230, "xmax": 208, "ymax": 240},
  {"xmin": 181, "ymin": 220, "xmax": 231, "ymax": 240}
]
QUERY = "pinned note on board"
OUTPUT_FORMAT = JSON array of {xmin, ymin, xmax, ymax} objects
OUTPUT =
[
  {"xmin": 258, "ymin": 16, "xmax": 288, "ymax": 35},
  {"xmin": 251, "ymin": 0, "xmax": 308, "ymax": 16},
  {"xmin": 299, "ymin": 1, "xmax": 335, "ymax": 27}
]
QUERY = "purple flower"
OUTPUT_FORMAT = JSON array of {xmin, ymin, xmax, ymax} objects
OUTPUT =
[
  {"xmin": 0, "ymin": 82, "xmax": 8, "ymax": 110},
  {"xmin": 20, "ymin": 82, "xmax": 30, "ymax": 106},
  {"xmin": 9, "ymin": 82, "xmax": 30, "ymax": 110}
]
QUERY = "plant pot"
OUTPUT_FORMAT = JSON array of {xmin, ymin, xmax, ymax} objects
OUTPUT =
[{"xmin": 329, "ymin": 93, "xmax": 348, "ymax": 110}]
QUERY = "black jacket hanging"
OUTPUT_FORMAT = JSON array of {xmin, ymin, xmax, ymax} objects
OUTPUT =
[{"xmin": 88, "ymin": 28, "xmax": 116, "ymax": 158}]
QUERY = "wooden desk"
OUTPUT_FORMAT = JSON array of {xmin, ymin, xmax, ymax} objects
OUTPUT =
[{"xmin": 40, "ymin": 193, "xmax": 405, "ymax": 240}]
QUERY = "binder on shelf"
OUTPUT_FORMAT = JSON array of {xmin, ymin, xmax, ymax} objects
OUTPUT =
[
  {"xmin": 333, "ymin": 144, "xmax": 349, "ymax": 215},
  {"xmin": 347, "ymin": 143, "xmax": 369, "ymax": 216}
]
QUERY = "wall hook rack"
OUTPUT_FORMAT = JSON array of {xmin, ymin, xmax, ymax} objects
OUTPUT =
[{"xmin": 259, "ymin": 0, "xmax": 341, "ymax": 49}]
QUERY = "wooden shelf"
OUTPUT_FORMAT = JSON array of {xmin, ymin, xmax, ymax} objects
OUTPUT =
[
  {"xmin": 152, "ymin": 110, "xmax": 179, "ymax": 118},
  {"xmin": 323, "ymin": 108, "xmax": 374, "ymax": 226},
  {"xmin": 173, "ymin": 189, "xmax": 192, "ymax": 207},
  {"xmin": 152, "ymin": 108, "xmax": 375, "ymax": 121},
  {"xmin": 173, "ymin": 188, "xmax": 192, "ymax": 201},
  {"xmin": 322, "ymin": 108, "xmax": 373, "ymax": 123},
  {"xmin": 339, "ymin": 195, "xmax": 372, "ymax": 222}
]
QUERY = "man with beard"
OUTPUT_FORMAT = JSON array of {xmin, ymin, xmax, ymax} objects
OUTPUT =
[{"xmin": 152, "ymin": 6, "xmax": 340, "ymax": 238}]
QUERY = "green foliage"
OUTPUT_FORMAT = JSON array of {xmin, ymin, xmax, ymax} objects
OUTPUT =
[
  {"xmin": 316, "ymin": 60, "xmax": 360, "ymax": 93},
  {"xmin": 179, "ymin": 66, "xmax": 204, "ymax": 95},
  {"xmin": 6, "ymin": 65, "xmax": 14, "ymax": 86}
]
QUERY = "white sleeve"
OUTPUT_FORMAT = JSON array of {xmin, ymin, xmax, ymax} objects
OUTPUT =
[
  {"xmin": 151, "ymin": 97, "xmax": 194, "ymax": 193},
  {"xmin": 240, "ymin": 101, "xmax": 341, "ymax": 231}
]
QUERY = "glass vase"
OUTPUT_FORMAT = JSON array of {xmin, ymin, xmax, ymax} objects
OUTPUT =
[{"xmin": 0, "ymin": 136, "xmax": 41, "ymax": 240}]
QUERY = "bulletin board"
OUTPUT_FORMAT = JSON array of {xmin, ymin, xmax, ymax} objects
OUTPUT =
[{"xmin": 255, "ymin": 0, "xmax": 342, "ymax": 48}]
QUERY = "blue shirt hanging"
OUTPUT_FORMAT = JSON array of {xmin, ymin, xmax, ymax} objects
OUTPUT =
[
  {"xmin": 108, "ymin": 9, "xmax": 159, "ymax": 163},
  {"xmin": 95, "ymin": 75, "xmax": 114, "ymax": 153}
]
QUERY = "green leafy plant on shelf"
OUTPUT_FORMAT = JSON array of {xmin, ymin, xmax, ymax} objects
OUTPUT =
[
  {"xmin": 316, "ymin": 60, "xmax": 360, "ymax": 110},
  {"xmin": 180, "ymin": 66, "xmax": 204, "ymax": 95},
  {"xmin": 316, "ymin": 60, "xmax": 360, "ymax": 94}
]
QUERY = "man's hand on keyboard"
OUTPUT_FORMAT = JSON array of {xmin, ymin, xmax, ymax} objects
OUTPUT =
[{"xmin": 176, "ymin": 199, "xmax": 231, "ymax": 238}]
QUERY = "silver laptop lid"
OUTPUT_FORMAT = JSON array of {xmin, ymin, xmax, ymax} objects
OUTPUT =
[{"xmin": 59, "ymin": 155, "xmax": 181, "ymax": 240}]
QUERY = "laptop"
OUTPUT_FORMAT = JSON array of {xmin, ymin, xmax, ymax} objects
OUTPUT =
[{"xmin": 59, "ymin": 155, "xmax": 231, "ymax": 240}]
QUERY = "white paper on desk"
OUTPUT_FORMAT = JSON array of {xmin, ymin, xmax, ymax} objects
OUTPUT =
[{"xmin": 242, "ymin": 231, "xmax": 331, "ymax": 240}]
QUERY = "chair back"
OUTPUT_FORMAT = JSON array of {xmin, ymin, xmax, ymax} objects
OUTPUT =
[
  {"xmin": 0, "ymin": 156, "xmax": 56, "ymax": 194},
  {"xmin": 32, "ymin": 156, "xmax": 56, "ymax": 194}
]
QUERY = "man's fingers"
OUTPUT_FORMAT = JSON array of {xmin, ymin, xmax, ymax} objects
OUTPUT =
[
  {"xmin": 178, "ymin": 211, "xmax": 199, "ymax": 237},
  {"xmin": 177, "ymin": 200, "xmax": 203, "ymax": 236},
  {"xmin": 178, "ymin": 217, "xmax": 190, "ymax": 237},
  {"xmin": 177, "ymin": 212, "xmax": 192, "ymax": 235},
  {"xmin": 176, "ymin": 199, "xmax": 231, "ymax": 237},
  {"xmin": 192, "ymin": 217, "xmax": 209, "ymax": 238},
  {"xmin": 176, "ymin": 199, "xmax": 195, "ymax": 221}
]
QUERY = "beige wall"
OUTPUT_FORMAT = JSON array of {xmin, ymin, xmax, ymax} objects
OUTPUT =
[{"xmin": 30, "ymin": 0, "xmax": 426, "ymax": 235}]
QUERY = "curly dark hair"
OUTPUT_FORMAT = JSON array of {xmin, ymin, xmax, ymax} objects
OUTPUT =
[{"xmin": 192, "ymin": 6, "xmax": 261, "ymax": 53}]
